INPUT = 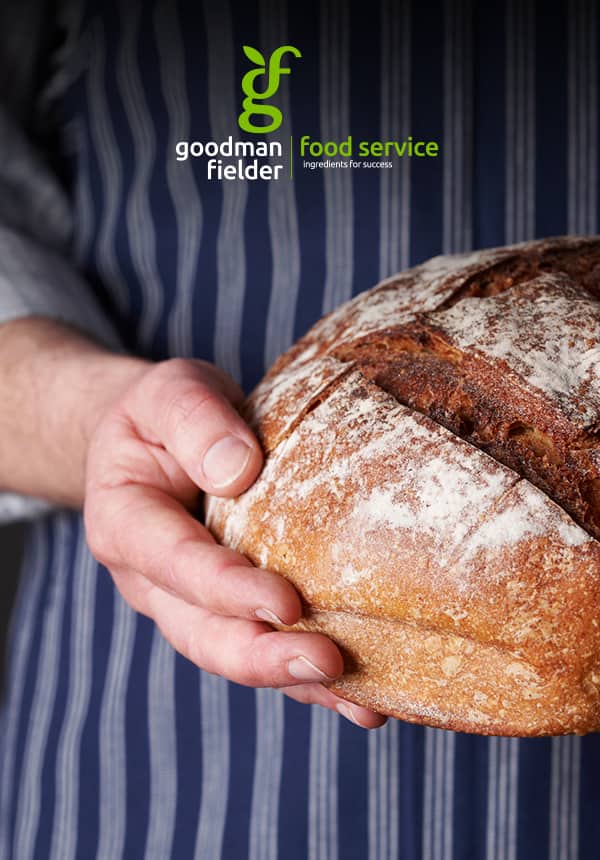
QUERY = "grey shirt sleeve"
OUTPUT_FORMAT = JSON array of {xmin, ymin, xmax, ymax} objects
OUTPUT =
[
  {"xmin": 0, "ymin": 99, "xmax": 122, "ymax": 522},
  {"xmin": 0, "ymin": 108, "xmax": 122, "ymax": 350}
]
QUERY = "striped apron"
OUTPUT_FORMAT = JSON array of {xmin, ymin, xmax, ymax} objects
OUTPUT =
[{"xmin": 1, "ymin": 1, "xmax": 600, "ymax": 857}]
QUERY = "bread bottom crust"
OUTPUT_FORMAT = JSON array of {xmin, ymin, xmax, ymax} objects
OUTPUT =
[{"xmin": 288, "ymin": 610, "xmax": 600, "ymax": 737}]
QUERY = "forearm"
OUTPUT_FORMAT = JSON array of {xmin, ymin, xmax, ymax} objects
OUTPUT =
[{"xmin": 0, "ymin": 316, "xmax": 148, "ymax": 507}]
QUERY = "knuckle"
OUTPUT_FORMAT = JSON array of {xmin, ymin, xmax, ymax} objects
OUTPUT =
[
  {"xmin": 164, "ymin": 356, "xmax": 190, "ymax": 374},
  {"xmin": 158, "ymin": 552, "xmax": 181, "ymax": 595},
  {"xmin": 242, "ymin": 638, "xmax": 272, "ymax": 687},
  {"xmin": 182, "ymin": 626, "xmax": 209, "ymax": 672},
  {"xmin": 159, "ymin": 537, "xmax": 193, "ymax": 595},
  {"xmin": 172, "ymin": 531, "xmax": 203, "ymax": 566},
  {"xmin": 202, "ymin": 554, "xmax": 253, "ymax": 615},
  {"xmin": 155, "ymin": 357, "xmax": 192, "ymax": 383},
  {"xmin": 164, "ymin": 381, "xmax": 221, "ymax": 442}
]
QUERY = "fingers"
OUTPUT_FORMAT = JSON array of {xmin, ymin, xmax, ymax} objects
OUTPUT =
[
  {"xmin": 124, "ymin": 359, "xmax": 262, "ymax": 496},
  {"xmin": 85, "ymin": 482, "xmax": 303, "ymax": 625},
  {"xmin": 118, "ymin": 569, "xmax": 383, "ymax": 727},
  {"xmin": 116, "ymin": 567, "xmax": 384, "ymax": 728},
  {"xmin": 126, "ymin": 581, "xmax": 344, "ymax": 688},
  {"xmin": 281, "ymin": 684, "xmax": 388, "ymax": 729},
  {"xmin": 111, "ymin": 559, "xmax": 384, "ymax": 726}
]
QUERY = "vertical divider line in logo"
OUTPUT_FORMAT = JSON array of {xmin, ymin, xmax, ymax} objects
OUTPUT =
[{"xmin": 290, "ymin": 135, "xmax": 293, "ymax": 179}]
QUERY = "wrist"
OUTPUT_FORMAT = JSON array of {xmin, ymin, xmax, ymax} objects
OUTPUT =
[
  {"xmin": 43, "ymin": 338, "xmax": 150, "ymax": 507},
  {"xmin": 0, "ymin": 317, "xmax": 149, "ymax": 507}
]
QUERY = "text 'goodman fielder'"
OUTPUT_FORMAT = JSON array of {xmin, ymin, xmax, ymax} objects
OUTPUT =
[{"xmin": 238, "ymin": 45, "xmax": 302, "ymax": 133}]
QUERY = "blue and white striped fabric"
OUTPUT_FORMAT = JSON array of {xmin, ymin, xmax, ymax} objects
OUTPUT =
[{"xmin": 1, "ymin": 1, "xmax": 600, "ymax": 858}]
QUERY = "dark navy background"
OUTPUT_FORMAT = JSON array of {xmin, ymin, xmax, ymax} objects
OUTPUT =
[{"xmin": 2, "ymin": 1, "xmax": 600, "ymax": 859}]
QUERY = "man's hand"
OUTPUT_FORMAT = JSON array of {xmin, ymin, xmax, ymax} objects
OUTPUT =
[
  {"xmin": 0, "ymin": 318, "xmax": 383, "ymax": 726},
  {"xmin": 80, "ymin": 354, "xmax": 386, "ymax": 728}
]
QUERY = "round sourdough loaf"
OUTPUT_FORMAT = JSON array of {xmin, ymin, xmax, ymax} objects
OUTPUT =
[{"xmin": 205, "ymin": 235, "xmax": 600, "ymax": 736}]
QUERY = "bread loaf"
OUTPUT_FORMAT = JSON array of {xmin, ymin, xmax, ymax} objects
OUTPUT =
[{"xmin": 205, "ymin": 235, "xmax": 600, "ymax": 736}]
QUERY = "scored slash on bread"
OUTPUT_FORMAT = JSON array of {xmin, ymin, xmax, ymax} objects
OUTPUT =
[
  {"xmin": 206, "ymin": 235, "xmax": 600, "ymax": 736},
  {"xmin": 347, "ymin": 274, "xmax": 600, "ymax": 541}
]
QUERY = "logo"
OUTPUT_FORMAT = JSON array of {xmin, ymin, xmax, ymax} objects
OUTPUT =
[{"xmin": 238, "ymin": 44, "xmax": 301, "ymax": 134}]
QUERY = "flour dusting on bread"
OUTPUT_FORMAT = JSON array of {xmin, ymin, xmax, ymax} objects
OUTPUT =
[
  {"xmin": 206, "ymin": 236, "xmax": 600, "ymax": 736},
  {"xmin": 428, "ymin": 274, "xmax": 600, "ymax": 425}
]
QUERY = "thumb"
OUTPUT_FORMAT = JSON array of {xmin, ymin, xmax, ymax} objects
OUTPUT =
[{"xmin": 126, "ymin": 359, "xmax": 263, "ymax": 497}]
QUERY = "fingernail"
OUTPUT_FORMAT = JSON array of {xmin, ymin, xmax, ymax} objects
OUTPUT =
[
  {"xmin": 337, "ymin": 702, "xmax": 363, "ymax": 727},
  {"xmin": 203, "ymin": 436, "xmax": 252, "ymax": 488},
  {"xmin": 255, "ymin": 607, "xmax": 285, "ymax": 625},
  {"xmin": 287, "ymin": 656, "xmax": 335, "ymax": 683}
]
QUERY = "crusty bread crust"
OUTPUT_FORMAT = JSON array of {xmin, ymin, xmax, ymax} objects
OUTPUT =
[{"xmin": 206, "ymin": 235, "xmax": 600, "ymax": 736}]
